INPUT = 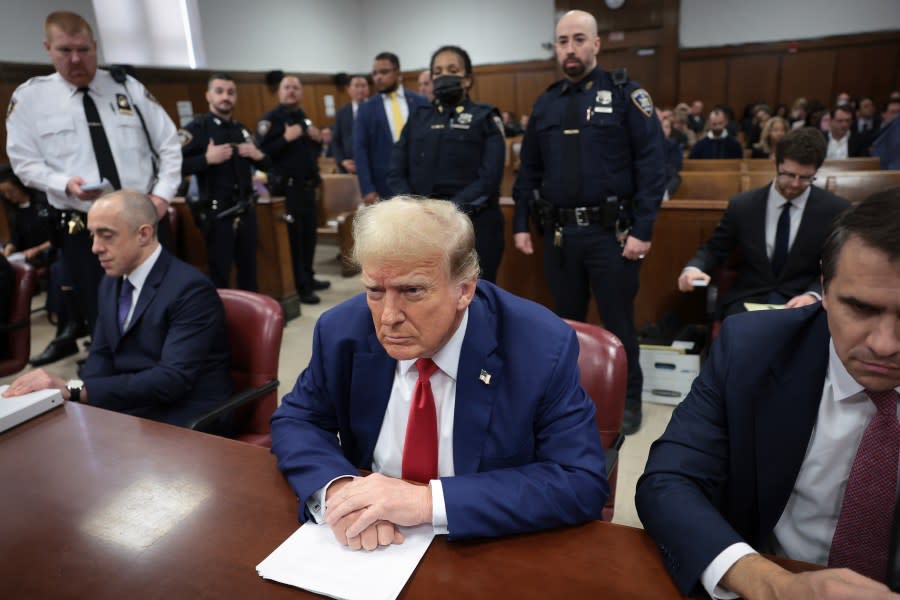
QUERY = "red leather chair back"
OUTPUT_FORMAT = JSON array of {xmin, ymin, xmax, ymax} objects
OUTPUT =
[
  {"xmin": 0, "ymin": 262, "xmax": 36, "ymax": 377},
  {"xmin": 218, "ymin": 289, "xmax": 284, "ymax": 447},
  {"xmin": 564, "ymin": 319, "xmax": 627, "ymax": 521}
]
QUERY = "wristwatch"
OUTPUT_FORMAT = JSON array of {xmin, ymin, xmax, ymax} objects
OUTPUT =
[{"xmin": 66, "ymin": 379, "xmax": 84, "ymax": 403}]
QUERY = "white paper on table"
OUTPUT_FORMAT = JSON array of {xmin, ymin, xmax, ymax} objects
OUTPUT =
[{"xmin": 256, "ymin": 523, "xmax": 435, "ymax": 600}]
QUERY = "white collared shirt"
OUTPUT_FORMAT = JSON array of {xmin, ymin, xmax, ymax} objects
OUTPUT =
[
  {"xmin": 6, "ymin": 70, "xmax": 182, "ymax": 213},
  {"xmin": 352, "ymin": 101, "xmax": 359, "ymax": 119},
  {"xmin": 308, "ymin": 309, "xmax": 470, "ymax": 534},
  {"xmin": 701, "ymin": 340, "xmax": 900, "ymax": 599},
  {"xmin": 379, "ymin": 86, "xmax": 410, "ymax": 141},
  {"xmin": 706, "ymin": 129, "xmax": 730, "ymax": 140},
  {"xmin": 826, "ymin": 132, "xmax": 849, "ymax": 159},
  {"xmin": 120, "ymin": 244, "xmax": 162, "ymax": 330},
  {"xmin": 764, "ymin": 180, "xmax": 811, "ymax": 260}
]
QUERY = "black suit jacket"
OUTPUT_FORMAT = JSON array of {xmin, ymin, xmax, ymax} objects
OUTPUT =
[
  {"xmin": 332, "ymin": 102, "xmax": 355, "ymax": 173},
  {"xmin": 824, "ymin": 130, "xmax": 872, "ymax": 157},
  {"xmin": 686, "ymin": 184, "xmax": 849, "ymax": 312}
]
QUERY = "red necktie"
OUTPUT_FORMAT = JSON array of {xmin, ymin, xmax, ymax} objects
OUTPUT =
[
  {"xmin": 828, "ymin": 389, "xmax": 900, "ymax": 582},
  {"xmin": 401, "ymin": 358, "xmax": 439, "ymax": 483}
]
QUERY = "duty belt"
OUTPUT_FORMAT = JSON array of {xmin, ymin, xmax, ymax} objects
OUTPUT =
[
  {"xmin": 58, "ymin": 209, "xmax": 88, "ymax": 235},
  {"xmin": 555, "ymin": 206, "xmax": 614, "ymax": 228}
]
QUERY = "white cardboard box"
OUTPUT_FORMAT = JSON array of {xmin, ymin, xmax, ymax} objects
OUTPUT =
[{"xmin": 639, "ymin": 346, "xmax": 701, "ymax": 406}]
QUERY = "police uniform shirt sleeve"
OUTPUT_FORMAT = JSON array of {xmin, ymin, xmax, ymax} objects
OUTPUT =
[
  {"xmin": 180, "ymin": 119, "xmax": 209, "ymax": 175},
  {"xmin": 5, "ymin": 77, "xmax": 79, "ymax": 207},
  {"xmin": 256, "ymin": 111, "xmax": 288, "ymax": 158},
  {"xmin": 449, "ymin": 106, "xmax": 505, "ymax": 207},
  {"xmin": 623, "ymin": 82, "xmax": 666, "ymax": 241},
  {"xmin": 511, "ymin": 95, "xmax": 547, "ymax": 233},
  {"xmin": 127, "ymin": 76, "xmax": 182, "ymax": 201}
]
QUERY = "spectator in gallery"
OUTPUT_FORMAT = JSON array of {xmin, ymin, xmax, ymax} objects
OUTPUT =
[
  {"xmin": 751, "ymin": 116, "xmax": 788, "ymax": 159},
  {"xmin": 688, "ymin": 109, "xmax": 743, "ymax": 159}
]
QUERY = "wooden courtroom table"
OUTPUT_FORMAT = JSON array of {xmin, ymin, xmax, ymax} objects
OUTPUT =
[{"xmin": 0, "ymin": 404, "xmax": 812, "ymax": 599}]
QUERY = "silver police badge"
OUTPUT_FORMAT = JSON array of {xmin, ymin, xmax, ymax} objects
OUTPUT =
[
  {"xmin": 630, "ymin": 88, "xmax": 654, "ymax": 117},
  {"xmin": 257, "ymin": 120, "xmax": 271, "ymax": 137},
  {"xmin": 596, "ymin": 90, "xmax": 612, "ymax": 106},
  {"xmin": 457, "ymin": 113, "xmax": 473, "ymax": 124}
]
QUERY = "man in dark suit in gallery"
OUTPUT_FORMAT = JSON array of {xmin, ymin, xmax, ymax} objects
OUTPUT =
[
  {"xmin": 825, "ymin": 104, "xmax": 871, "ymax": 159},
  {"xmin": 332, "ymin": 75, "xmax": 369, "ymax": 174},
  {"xmin": 689, "ymin": 108, "xmax": 743, "ymax": 159},
  {"xmin": 4, "ymin": 190, "xmax": 231, "ymax": 428},
  {"xmin": 678, "ymin": 127, "xmax": 849, "ymax": 316},
  {"xmin": 637, "ymin": 189, "xmax": 900, "ymax": 599},
  {"xmin": 353, "ymin": 52, "xmax": 428, "ymax": 204},
  {"xmin": 271, "ymin": 197, "xmax": 607, "ymax": 551}
]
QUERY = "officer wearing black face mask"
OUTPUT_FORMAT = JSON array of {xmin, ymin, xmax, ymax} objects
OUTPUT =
[{"xmin": 387, "ymin": 45, "xmax": 505, "ymax": 282}]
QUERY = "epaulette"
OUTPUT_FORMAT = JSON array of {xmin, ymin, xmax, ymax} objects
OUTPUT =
[
  {"xmin": 612, "ymin": 68, "xmax": 629, "ymax": 88},
  {"xmin": 546, "ymin": 79, "xmax": 566, "ymax": 93}
]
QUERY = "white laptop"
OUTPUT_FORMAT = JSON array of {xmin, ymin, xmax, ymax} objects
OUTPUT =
[{"xmin": 0, "ymin": 386, "xmax": 64, "ymax": 433}]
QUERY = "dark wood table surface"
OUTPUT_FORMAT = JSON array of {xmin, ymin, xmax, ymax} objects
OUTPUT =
[{"xmin": 0, "ymin": 402, "xmax": 806, "ymax": 599}]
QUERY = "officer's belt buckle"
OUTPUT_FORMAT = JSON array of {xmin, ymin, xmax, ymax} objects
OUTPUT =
[
  {"xmin": 574, "ymin": 207, "xmax": 590, "ymax": 227},
  {"xmin": 67, "ymin": 214, "xmax": 85, "ymax": 235}
]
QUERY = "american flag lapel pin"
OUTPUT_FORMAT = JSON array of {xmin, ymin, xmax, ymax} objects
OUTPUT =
[{"xmin": 479, "ymin": 369, "xmax": 492, "ymax": 385}]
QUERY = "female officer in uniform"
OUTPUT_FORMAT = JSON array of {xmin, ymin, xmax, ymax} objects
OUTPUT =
[{"xmin": 388, "ymin": 45, "xmax": 505, "ymax": 282}]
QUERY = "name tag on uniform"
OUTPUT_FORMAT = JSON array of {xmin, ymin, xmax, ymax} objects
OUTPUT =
[
  {"xmin": 595, "ymin": 107, "xmax": 613, "ymax": 114},
  {"xmin": 450, "ymin": 123, "xmax": 470, "ymax": 130},
  {"xmin": 430, "ymin": 124, "xmax": 445, "ymax": 129},
  {"xmin": 563, "ymin": 129, "xmax": 580, "ymax": 135}
]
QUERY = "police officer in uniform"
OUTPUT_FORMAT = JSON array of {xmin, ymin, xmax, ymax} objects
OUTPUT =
[
  {"xmin": 6, "ymin": 11, "xmax": 181, "ymax": 363},
  {"xmin": 388, "ymin": 45, "xmax": 505, "ymax": 283},
  {"xmin": 181, "ymin": 74, "xmax": 269, "ymax": 291},
  {"xmin": 257, "ymin": 75, "xmax": 330, "ymax": 305},
  {"xmin": 513, "ymin": 10, "xmax": 666, "ymax": 435}
]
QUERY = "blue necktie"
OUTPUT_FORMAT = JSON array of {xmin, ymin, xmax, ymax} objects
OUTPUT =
[
  {"xmin": 118, "ymin": 277, "xmax": 134, "ymax": 331},
  {"xmin": 771, "ymin": 201, "xmax": 793, "ymax": 276}
]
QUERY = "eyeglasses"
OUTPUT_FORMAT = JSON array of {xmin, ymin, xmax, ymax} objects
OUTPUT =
[{"xmin": 776, "ymin": 170, "xmax": 816, "ymax": 185}]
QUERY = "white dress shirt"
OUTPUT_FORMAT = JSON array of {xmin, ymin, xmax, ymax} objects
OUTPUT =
[
  {"xmin": 701, "ymin": 340, "xmax": 900, "ymax": 599},
  {"xmin": 826, "ymin": 133, "xmax": 849, "ymax": 159},
  {"xmin": 379, "ymin": 85, "xmax": 411, "ymax": 142},
  {"xmin": 6, "ymin": 70, "xmax": 182, "ymax": 213},
  {"xmin": 307, "ymin": 309, "xmax": 470, "ymax": 535},
  {"xmin": 120, "ymin": 244, "xmax": 162, "ymax": 330},
  {"xmin": 764, "ymin": 180, "xmax": 810, "ymax": 260}
]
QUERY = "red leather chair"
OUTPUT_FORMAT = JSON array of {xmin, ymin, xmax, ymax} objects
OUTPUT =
[
  {"xmin": 189, "ymin": 289, "xmax": 284, "ymax": 447},
  {"xmin": 564, "ymin": 319, "xmax": 627, "ymax": 521},
  {"xmin": 1, "ymin": 262, "xmax": 36, "ymax": 377}
]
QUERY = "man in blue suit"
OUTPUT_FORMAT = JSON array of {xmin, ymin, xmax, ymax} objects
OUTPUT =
[
  {"xmin": 271, "ymin": 197, "xmax": 607, "ymax": 551},
  {"xmin": 332, "ymin": 75, "xmax": 369, "ymax": 174},
  {"xmin": 637, "ymin": 191, "xmax": 900, "ymax": 599},
  {"xmin": 5, "ymin": 190, "xmax": 231, "ymax": 428},
  {"xmin": 353, "ymin": 52, "xmax": 428, "ymax": 204}
]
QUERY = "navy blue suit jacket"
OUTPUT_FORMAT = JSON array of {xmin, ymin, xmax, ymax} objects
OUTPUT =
[
  {"xmin": 353, "ymin": 89, "xmax": 428, "ymax": 198},
  {"xmin": 636, "ymin": 305, "xmax": 833, "ymax": 594},
  {"xmin": 331, "ymin": 102, "xmax": 355, "ymax": 173},
  {"xmin": 82, "ymin": 249, "xmax": 232, "ymax": 427},
  {"xmin": 271, "ymin": 281, "xmax": 608, "ymax": 540}
]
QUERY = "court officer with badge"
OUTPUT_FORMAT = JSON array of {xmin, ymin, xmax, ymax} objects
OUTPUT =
[
  {"xmin": 388, "ymin": 45, "xmax": 505, "ymax": 283},
  {"xmin": 513, "ymin": 10, "xmax": 666, "ymax": 435},
  {"xmin": 181, "ymin": 73, "xmax": 269, "ymax": 291},
  {"xmin": 6, "ymin": 11, "xmax": 181, "ymax": 362},
  {"xmin": 256, "ymin": 74, "xmax": 330, "ymax": 305}
]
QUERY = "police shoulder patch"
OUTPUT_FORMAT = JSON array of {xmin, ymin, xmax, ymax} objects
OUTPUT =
[
  {"xmin": 493, "ymin": 115, "xmax": 505, "ymax": 136},
  {"xmin": 6, "ymin": 97, "xmax": 16, "ymax": 121},
  {"xmin": 257, "ymin": 120, "xmax": 271, "ymax": 137},
  {"xmin": 177, "ymin": 128, "xmax": 193, "ymax": 147},
  {"xmin": 630, "ymin": 88, "xmax": 654, "ymax": 117}
]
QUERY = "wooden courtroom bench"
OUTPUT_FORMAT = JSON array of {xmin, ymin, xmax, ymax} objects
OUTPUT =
[
  {"xmin": 821, "ymin": 157, "xmax": 881, "ymax": 172},
  {"xmin": 317, "ymin": 174, "xmax": 362, "ymax": 274},
  {"xmin": 822, "ymin": 170, "xmax": 900, "ymax": 204},
  {"xmin": 680, "ymin": 158, "xmax": 743, "ymax": 172},
  {"xmin": 673, "ymin": 171, "xmax": 744, "ymax": 200},
  {"xmin": 317, "ymin": 156, "xmax": 337, "ymax": 174}
]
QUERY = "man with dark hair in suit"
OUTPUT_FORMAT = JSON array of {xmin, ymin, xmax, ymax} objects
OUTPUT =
[
  {"xmin": 825, "ymin": 104, "xmax": 870, "ymax": 158},
  {"xmin": 638, "ymin": 188, "xmax": 900, "ymax": 599},
  {"xmin": 678, "ymin": 127, "xmax": 849, "ymax": 316},
  {"xmin": 271, "ymin": 197, "xmax": 607, "ymax": 551},
  {"xmin": 689, "ymin": 108, "xmax": 744, "ymax": 159},
  {"xmin": 332, "ymin": 75, "xmax": 369, "ymax": 175},
  {"xmin": 353, "ymin": 52, "xmax": 429, "ymax": 205},
  {"xmin": 4, "ymin": 190, "xmax": 231, "ymax": 428}
]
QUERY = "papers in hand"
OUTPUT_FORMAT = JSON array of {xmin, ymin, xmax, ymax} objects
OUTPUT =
[
  {"xmin": 256, "ymin": 523, "xmax": 435, "ymax": 600},
  {"xmin": 744, "ymin": 302, "xmax": 786, "ymax": 311},
  {"xmin": 80, "ymin": 178, "xmax": 111, "ymax": 192}
]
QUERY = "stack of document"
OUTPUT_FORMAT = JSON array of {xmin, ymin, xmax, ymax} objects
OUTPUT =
[
  {"xmin": 257, "ymin": 523, "xmax": 435, "ymax": 600},
  {"xmin": 0, "ymin": 386, "xmax": 63, "ymax": 433}
]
